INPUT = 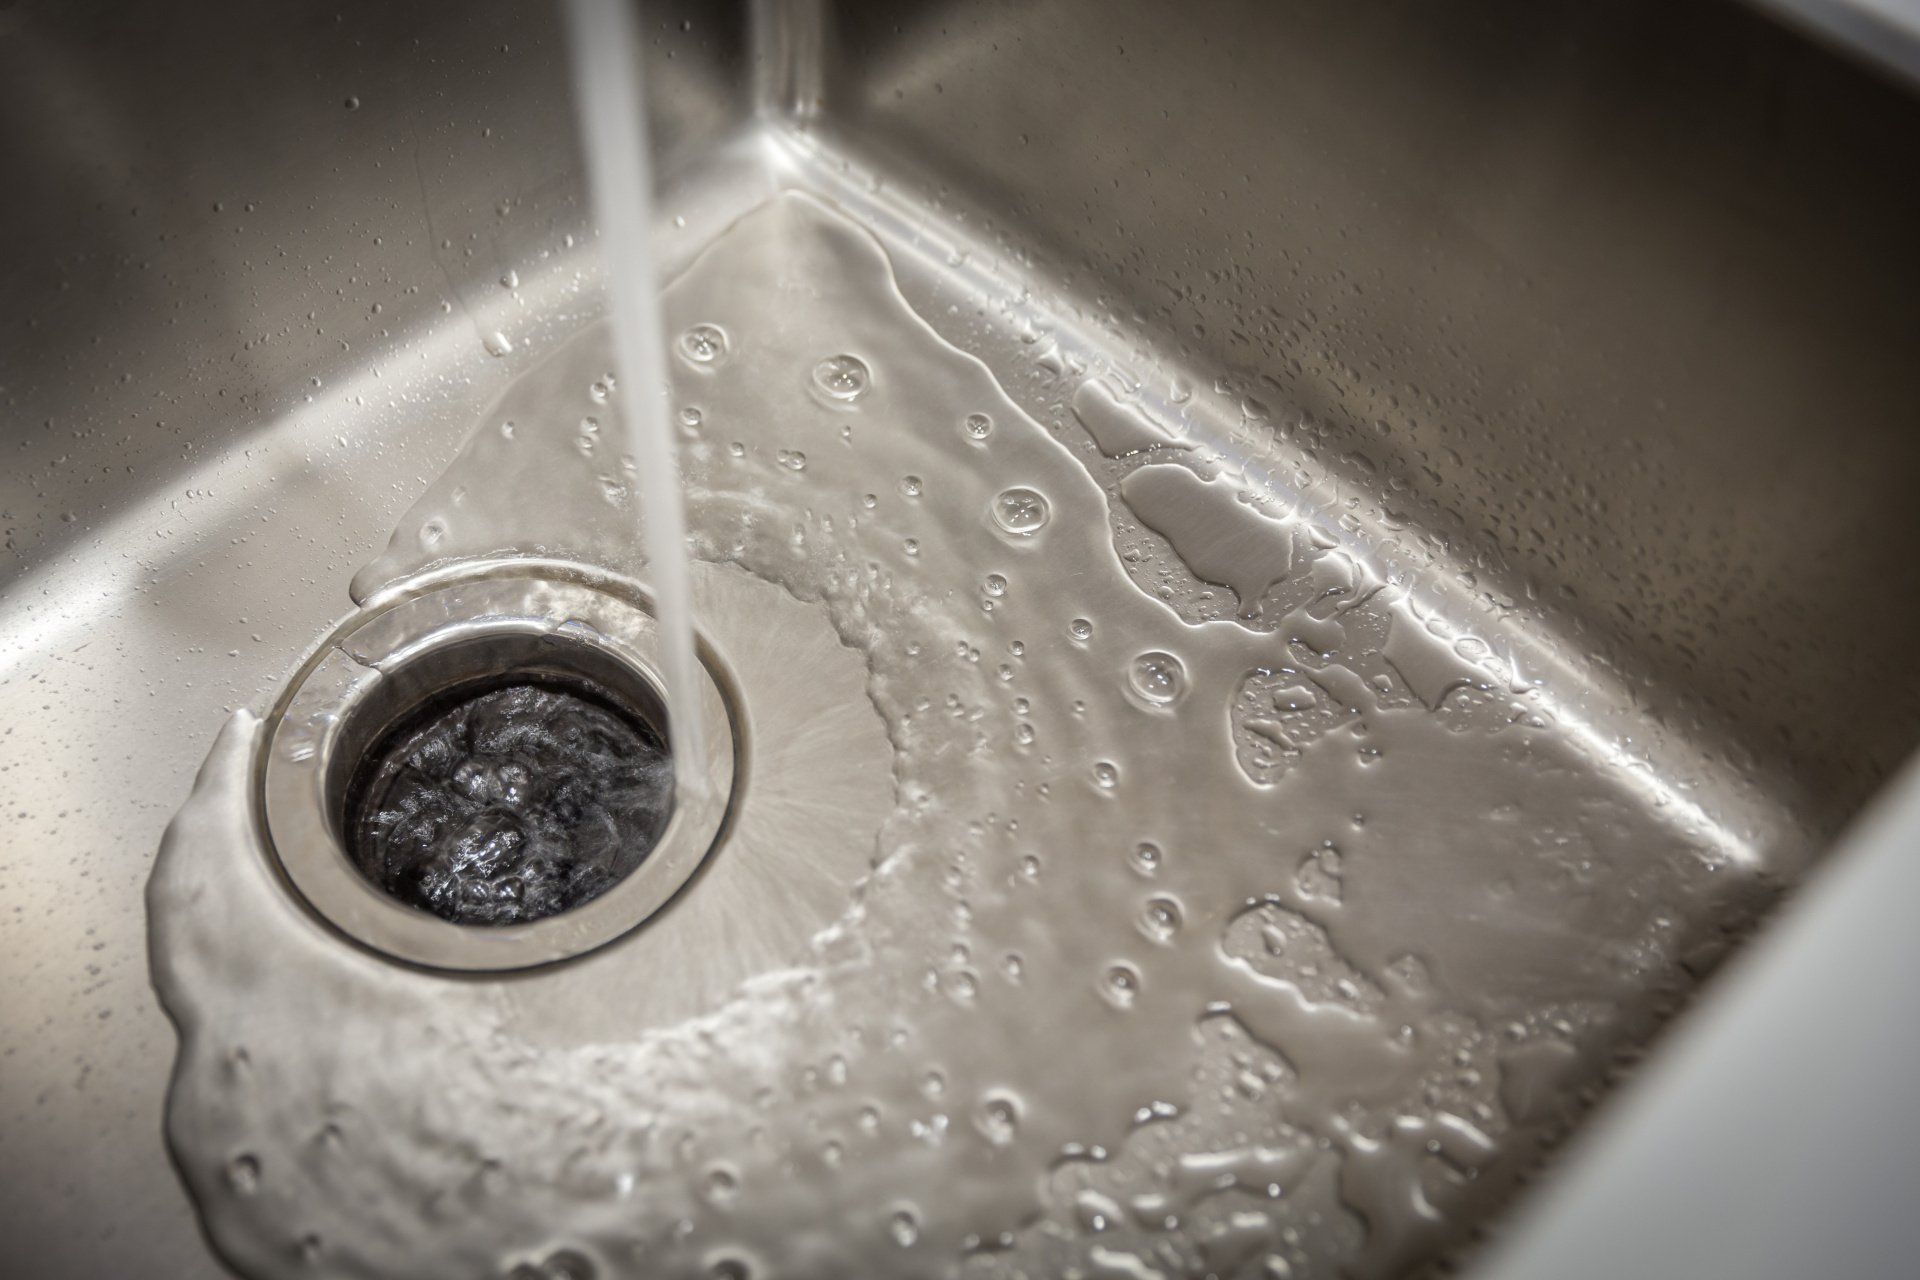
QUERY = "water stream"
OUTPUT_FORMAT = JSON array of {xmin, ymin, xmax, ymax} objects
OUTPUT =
[{"xmin": 563, "ymin": 0, "xmax": 705, "ymax": 790}]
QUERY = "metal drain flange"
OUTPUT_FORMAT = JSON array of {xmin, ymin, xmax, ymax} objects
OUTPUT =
[{"xmin": 261, "ymin": 571, "xmax": 734, "ymax": 971}]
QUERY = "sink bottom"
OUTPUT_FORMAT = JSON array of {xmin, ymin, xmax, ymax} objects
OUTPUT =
[{"xmin": 148, "ymin": 186, "xmax": 1778, "ymax": 1279}]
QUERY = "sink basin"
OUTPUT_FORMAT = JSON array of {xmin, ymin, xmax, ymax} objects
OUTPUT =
[{"xmin": 4, "ymin": 1, "xmax": 1918, "ymax": 1276}]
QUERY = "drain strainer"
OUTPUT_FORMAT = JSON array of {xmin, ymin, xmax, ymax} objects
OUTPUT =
[{"xmin": 262, "ymin": 571, "xmax": 734, "ymax": 971}]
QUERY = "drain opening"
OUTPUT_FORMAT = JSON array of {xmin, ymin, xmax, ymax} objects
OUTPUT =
[
  {"xmin": 343, "ymin": 675, "xmax": 674, "ymax": 927},
  {"xmin": 266, "ymin": 574, "xmax": 736, "ymax": 971}
]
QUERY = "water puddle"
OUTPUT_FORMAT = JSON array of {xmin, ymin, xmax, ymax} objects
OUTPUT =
[{"xmin": 150, "ymin": 192, "xmax": 1763, "ymax": 1279}]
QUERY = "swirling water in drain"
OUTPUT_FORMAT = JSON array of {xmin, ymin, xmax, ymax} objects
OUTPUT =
[
  {"xmin": 350, "ymin": 684, "xmax": 673, "ymax": 927},
  {"xmin": 150, "ymin": 193, "xmax": 1766, "ymax": 1279}
]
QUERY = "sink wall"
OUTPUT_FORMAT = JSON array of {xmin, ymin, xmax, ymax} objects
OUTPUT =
[{"xmin": 823, "ymin": 0, "xmax": 1920, "ymax": 830}]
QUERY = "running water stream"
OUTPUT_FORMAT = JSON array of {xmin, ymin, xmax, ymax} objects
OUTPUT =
[{"xmin": 563, "ymin": 0, "xmax": 705, "ymax": 790}]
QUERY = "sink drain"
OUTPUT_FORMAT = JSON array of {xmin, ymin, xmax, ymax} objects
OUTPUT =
[
  {"xmin": 345, "ymin": 677, "xmax": 673, "ymax": 927},
  {"xmin": 262, "ymin": 571, "xmax": 734, "ymax": 971}
]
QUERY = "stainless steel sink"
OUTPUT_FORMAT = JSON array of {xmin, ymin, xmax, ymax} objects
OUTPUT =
[{"xmin": 4, "ymin": 1, "xmax": 1918, "ymax": 1276}]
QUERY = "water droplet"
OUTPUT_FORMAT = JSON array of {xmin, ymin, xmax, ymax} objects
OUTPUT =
[
  {"xmin": 483, "ymin": 331, "xmax": 514, "ymax": 357},
  {"xmin": 1068, "ymin": 617, "xmax": 1093, "ymax": 642},
  {"xmin": 1295, "ymin": 842, "xmax": 1345, "ymax": 903},
  {"xmin": 777, "ymin": 449, "xmax": 807, "ymax": 471},
  {"xmin": 963, "ymin": 412, "xmax": 993, "ymax": 441},
  {"xmin": 1140, "ymin": 896, "xmax": 1182, "ymax": 943},
  {"xmin": 1103, "ymin": 963, "xmax": 1142, "ymax": 1007},
  {"xmin": 679, "ymin": 406, "xmax": 704, "ymax": 428},
  {"xmin": 1093, "ymin": 761, "xmax": 1120, "ymax": 789},
  {"xmin": 984, "ymin": 574, "xmax": 1007, "ymax": 597},
  {"xmin": 1128, "ymin": 651, "xmax": 1187, "ymax": 705},
  {"xmin": 704, "ymin": 1165, "xmax": 739, "ymax": 1204},
  {"xmin": 900, "ymin": 475, "xmax": 923, "ymax": 498},
  {"xmin": 225, "ymin": 1154, "xmax": 261, "ymax": 1195},
  {"xmin": 1130, "ymin": 841, "xmax": 1162, "ymax": 875},
  {"xmin": 903, "ymin": 538, "xmax": 920, "ymax": 557},
  {"xmin": 678, "ymin": 323, "xmax": 729, "ymax": 366},
  {"xmin": 991, "ymin": 487, "xmax": 1050, "ymax": 536},
  {"xmin": 889, "ymin": 1208, "xmax": 921, "ymax": 1247},
  {"xmin": 418, "ymin": 519, "xmax": 447, "ymax": 550},
  {"xmin": 975, "ymin": 1094, "xmax": 1021, "ymax": 1144},
  {"xmin": 544, "ymin": 1249, "xmax": 596, "ymax": 1280},
  {"xmin": 812, "ymin": 353, "xmax": 871, "ymax": 401},
  {"xmin": 500, "ymin": 269, "xmax": 520, "ymax": 289}
]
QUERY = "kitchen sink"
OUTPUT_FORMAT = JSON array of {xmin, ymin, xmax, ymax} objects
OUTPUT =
[{"xmin": 3, "ymin": 1, "xmax": 1918, "ymax": 1277}]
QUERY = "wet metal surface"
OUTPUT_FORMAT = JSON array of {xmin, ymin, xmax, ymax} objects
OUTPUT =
[{"xmin": 3, "ymin": 1, "xmax": 1920, "ymax": 1276}]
